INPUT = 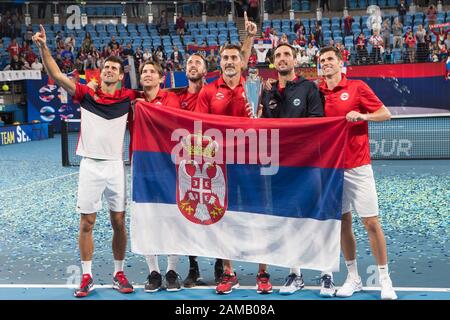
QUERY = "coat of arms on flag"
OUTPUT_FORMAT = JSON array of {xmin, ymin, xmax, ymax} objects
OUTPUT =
[
  {"xmin": 130, "ymin": 101, "xmax": 349, "ymax": 270},
  {"xmin": 176, "ymin": 132, "xmax": 227, "ymax": 225}
]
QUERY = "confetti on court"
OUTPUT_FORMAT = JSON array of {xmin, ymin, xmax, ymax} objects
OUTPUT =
[{"xmin": 0, "ymin": 140, "xmax": 448, "ymax": 288}]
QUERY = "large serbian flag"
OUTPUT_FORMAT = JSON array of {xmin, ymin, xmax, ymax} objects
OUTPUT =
[{"xmin": 131, "ymin": 102, "xmax": 348, "ymax": 271}]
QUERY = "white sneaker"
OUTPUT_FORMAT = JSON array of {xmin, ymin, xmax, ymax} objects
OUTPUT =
[
  {"xmin": 380, "ymin": 277, "xmax": 397, "ymax": 300},
  {"xmin": 279, "ymin": 273, "xmax": 304, "ymax": 295},
  {"xmin": 319, "ymin": 274, "xmax": 336, "ymax": 297},
  {"xmin": 336, "ymin": 275, "xmax": 363, "ymax": 298}
]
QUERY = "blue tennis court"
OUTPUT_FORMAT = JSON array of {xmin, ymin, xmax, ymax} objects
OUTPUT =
[{"xmin": 0, "ymin": 135, "xmax": 448, "ymax": 300}]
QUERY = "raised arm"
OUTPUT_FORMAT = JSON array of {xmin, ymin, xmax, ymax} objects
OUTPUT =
[
  {"xmin": 241, "ymin": 11, "xmax": 258, "ymax": 70},
  {"xmin": 32, "ymin": 24, "xmax": 76, "ymax": 96}
]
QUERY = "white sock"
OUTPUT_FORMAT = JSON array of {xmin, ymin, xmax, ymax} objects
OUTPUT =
[
  {"xmin": 378, "ymin": 265, "xmax": 389, "ymax": 280},
  {"xmin": 145, "ymin": 255, "xmax": 160, "ymax": 274},
  {"xmin": 166, "ymin": 255, "xmax": 179, "ymax": 274},
  {"xmin": 114, "ymin": 260, "xmax": 124, "ymax": 276},
  {"xmin": 81, "ymin": 261, "xmax": 92, "ymax": 276},
  {"xmin": 290, "ymin": 268, "xmax": 301, "ymax": 276},
  {"xmin": 345, "ymin": 259, "xmax": 359, "ymax": 279}
]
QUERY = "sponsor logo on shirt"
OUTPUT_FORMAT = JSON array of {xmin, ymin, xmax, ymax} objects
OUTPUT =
[
  {"xmin": 216, "ymin": 92, "xmax": 224, "ymax": 100},
  {"xmin": 293, "ymin": 98, "xmax": 301, "ymax": 106},
  {"xmin": 340, "ymin": 92, "xmax": 349, "ymax": 101},
  {"xmin": 181, "ymin": 101, "xmax": 188, "ymax": 109}
]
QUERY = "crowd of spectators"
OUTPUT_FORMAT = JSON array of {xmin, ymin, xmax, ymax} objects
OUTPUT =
[
  {"xmin": 1, "ymin": 2, "xmax": 450, "ymax": 75},
  {"xmin": 258, "ymin": 13, "xmax": 449, "ymax": 68}
]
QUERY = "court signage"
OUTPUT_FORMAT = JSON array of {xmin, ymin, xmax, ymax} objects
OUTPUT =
[{"xmin": 0, "ymin": 124, "xmax": 49, "ymax": 146}]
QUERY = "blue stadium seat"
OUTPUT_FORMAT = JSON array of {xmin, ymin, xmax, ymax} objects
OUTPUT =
[
  {"xmin": 333, "ymin": 30, "xmax": 342, "ymax": 38},
  {"xmin": 344, "ymin": 36, "xmax": 354, "ymax": 45},
  {"xmin": 97, "ymin": 7, "xmax": 105, "ymax": 16},
  {"xmin": 331, "ymin": 23, "xmax": 340, "ymax": 31},
  {"xmin": 207, "ymin": 21, "xmax": 217, "ymax": 28},
  {"xmin": 348, "ymin": 0, "xmax": 357, "ymax": 9},
  {"xmin": 405, "ymin": 14, "xmax": 413, "ymax": 26},
  {"xmin": 292, "ymin": 0, "xmax": 301, "ymax": 11},
  {"xmin": 105, "ymin": 7, "xmax": 114, "ymax": 16},
  {"xmin": 301, "ymin": 0, "xmax": 310, "ymax": 11},
  {"xmin": 86, "ymin": 7, "xmax": 96, "ymax": 16},
  {"xmin": 352, "ymin": 23, "xmax": 361, "ymax": 32},
  {"xmin": 331, "ymin": 17, "xmax": 340, "ymax": 25},
  {"xmin": 391, "ymin": 48, "xmax": 402, "ymax": 63},
  {"xmin": 115, "ymin": 6, "xmax": 123, "ymax": 16},
  {"xmin": 334, "ymin": 36, "xmax": 343, "ymax": 44},
  {"xmin": 217, "ymin": 21, "xmax": 226, "ymax": 29},
  {"xmin": 358, "ymin": 0, "xmax": 367, "ymax": 8},
  {"xmin": 96, "ymin": 24, "xmax": 106, "ymax": 33},
  {"xmin": 378, "ymin": 0, "xmax": 387, "ymax": 7}
]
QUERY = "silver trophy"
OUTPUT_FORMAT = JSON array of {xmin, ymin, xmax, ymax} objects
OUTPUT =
[{"xmin": 244, "ymin": 68, "xmax": 263, "ymax": 118}]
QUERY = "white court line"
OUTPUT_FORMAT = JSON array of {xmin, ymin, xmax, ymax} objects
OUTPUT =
[
  {"xmin": 0, "ymin": 284, "xmax": 449, "ymax": 292},
  {"xmin": 0, "ymin": 172, "xmax": 79, "ymax": 195}
]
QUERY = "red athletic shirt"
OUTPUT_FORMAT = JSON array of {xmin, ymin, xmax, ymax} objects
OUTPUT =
[
  {"xmin": 177, "ymin": 87, "xmax": 199, "ymax": 111},
  {"xmin": 145, "ymin": 88, "xmax": 181, "ymax": 109},
  {"xmin": 194, "ymin": 76, "xmax": 248, "ymax": 117},
  {"xmin": 319, "ymin": 74, "xmax": 383, "ymax": 169}
]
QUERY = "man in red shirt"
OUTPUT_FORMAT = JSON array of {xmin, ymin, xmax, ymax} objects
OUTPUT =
[
  {"xmin": 180, "ymin": 11, "xmax": 256, "ymax": 112},
  {"xmin": 194, "ymin": 44, "xmax": 248, "ymax": 117},
  {"xmin": 195, "ymin": 42, "xmax": 272, "ymax": 295},
  {"xmin": 139, "ymin": 61, "xmax": 180, "ymax": 108},
  {"xmin": 178, "ymin": 13, "xmax": 258, "ymax": 288},
  {"xmin": 7, "ymin": 38, "xmax": 21, "ymax": 59},
  {"xmin": 33, "ymin": 25, "xmax": 136, "ymax": 298},
  {"xmin": 318, "ymin": 46, "xmax": 397, "ymax": 300},
  {"xmin": 177, "ymin": 53, "xmax": 208, "ymax": 111}
]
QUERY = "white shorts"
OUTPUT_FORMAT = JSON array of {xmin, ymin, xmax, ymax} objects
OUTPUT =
[
  {"xmin": 342, "ymin": 164, "xmax": 379, "ymax": 218},
  {"xmin": 76, "ymin": 158, "xmax": 126, "ymax": 214}
]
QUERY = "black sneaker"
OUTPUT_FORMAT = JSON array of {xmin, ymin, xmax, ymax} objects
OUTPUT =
[
  {"xmin": 165, "ymin": 270, "xmax": 182, "ymax": 292},
  {"xmin": 144, "ymin": 271, "xmax": 162, "ymax": 293},
  {"xmin": 183, "ymin": 262, "xmax": 201, "ymax": 288},
  {"xmin": 214, "ymin": 259, "xmax": 224, "ymax": 284}
]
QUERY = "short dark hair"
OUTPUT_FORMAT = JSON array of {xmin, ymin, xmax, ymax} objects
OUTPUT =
[
  {"xmin": 139, "ymin": 60, "xmax": 164, "ymax": 78},
  {"xmin": 319, "ymin": 46, "xmax": 343, "ymax": 61},
  {"xmin": 273, "ymin": 43, "xmax": 297, "ymax": 60},
  {"xmin": 188, "ymin": 52, "xmax": 208, "ymax": 69},
  {"xmin": 219, "ymin": 43, "xmax": 243, "ymax": 58},
  {"xmin": 104, "ymin": 56, "xmax": 124, "ymax": 73}
]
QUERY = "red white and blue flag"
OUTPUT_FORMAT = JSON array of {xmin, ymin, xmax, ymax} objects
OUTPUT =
[{"xmin": 130, "ymin": 102, "xmax": 348, "ymax": 270}]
